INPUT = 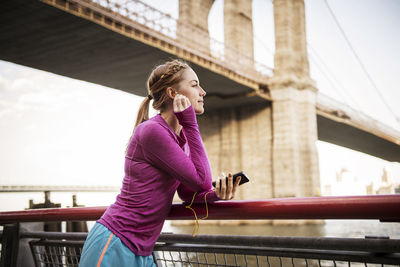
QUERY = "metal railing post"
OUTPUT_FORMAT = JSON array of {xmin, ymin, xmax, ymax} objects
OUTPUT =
[{"xmin": 0, "ymin": 223, "xmax": 20, "ymax": 267}]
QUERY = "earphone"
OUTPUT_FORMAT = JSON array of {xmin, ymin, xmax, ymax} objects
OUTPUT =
[{"xmin": 170, "ymin": 88, "xmax": 177, "ymax": 97}]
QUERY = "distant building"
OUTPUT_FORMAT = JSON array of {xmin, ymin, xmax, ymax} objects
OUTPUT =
[
  {"xmin": 375, "ymin": 168, "xmax": 396, "ymax": 195},
  {"xmin": 395, "ymin": 186, "xmax": 400, "ymax": 194},
  {"xmin": 325, "ymin": 168, "xmax": 367, "ymax": 196},
  {"xmin": 324, "ymin": 167, "xmax": 399, "ymax": 196},
  {"xmin": 366, "ymin": 182, "xmax": 374, "ymax": 195}
]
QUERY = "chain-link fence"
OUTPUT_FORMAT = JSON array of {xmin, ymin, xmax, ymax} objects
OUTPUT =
[
  {"xmin": 30, "ymin": 240, "xmax": 82, "ymax": 267},
  {"xmin": 21, "ymin": 231, "xmax": 400, "ymax": 267},
  {"xmin": 153, "ymin": 251, "xmax": 396, "ymax": 267}
]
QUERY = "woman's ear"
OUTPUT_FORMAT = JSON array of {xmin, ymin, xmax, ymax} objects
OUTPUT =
[{"xmin": 166, "ymin": 87, "xmax": 176, "ymax": 99}]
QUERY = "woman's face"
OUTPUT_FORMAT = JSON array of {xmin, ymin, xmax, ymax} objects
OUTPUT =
[{"xmin": 176, "ymin": 68, "xmax": 206, "ymax": 114}]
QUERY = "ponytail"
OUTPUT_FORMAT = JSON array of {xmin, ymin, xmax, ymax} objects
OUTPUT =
[
  {"xmin": 134, "ymin": 96, "xmax": 151, "ymax": 130},
  {"xmin": 125, "ymin": 96, "xmax": 151, "ymax": 154}
]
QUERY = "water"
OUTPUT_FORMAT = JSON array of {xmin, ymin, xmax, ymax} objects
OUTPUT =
[
  {"xmin": 166, "ymin": 220, "xmax": 400, "ymax": 239},
  {"xmin": 164, "ymin": 221, "xmax": 400, "ymax": 267}
]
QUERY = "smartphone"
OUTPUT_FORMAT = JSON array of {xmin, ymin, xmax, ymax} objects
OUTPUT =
[{"xmin": 212, "ymin": 171, "xmax": 250, "ymax": 188}]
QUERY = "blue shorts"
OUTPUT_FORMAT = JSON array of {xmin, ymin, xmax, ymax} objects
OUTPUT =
[{"xmin": 79, "ymin": 222, "xmax": 156, "ymax": 267}]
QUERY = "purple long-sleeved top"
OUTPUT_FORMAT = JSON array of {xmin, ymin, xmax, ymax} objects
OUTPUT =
[{"xmin": 98, "ymin": 105, "xmax": 219, "ymax": 256}]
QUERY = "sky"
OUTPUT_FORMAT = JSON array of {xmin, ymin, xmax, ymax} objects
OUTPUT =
[{"xmin": 0, "ymin": 0, "xmax": 400, "ymax": 209}]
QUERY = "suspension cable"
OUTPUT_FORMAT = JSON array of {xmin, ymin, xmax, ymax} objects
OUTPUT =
[
  {"xmin": 324, "ymin": 0, "xmax": 400, "ymax": 125},
  {"xmin": 308, "ymin": 44, "xmax": 362, "ymax": 111}
]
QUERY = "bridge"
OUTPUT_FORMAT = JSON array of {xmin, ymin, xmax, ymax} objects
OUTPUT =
[
  {"xmin": 0, "ymin": 185, "xmax": 119, "ymax": 192},
  {"xmin": 1, "ymin": 0, "xmax": 399, "ymax": 200}
]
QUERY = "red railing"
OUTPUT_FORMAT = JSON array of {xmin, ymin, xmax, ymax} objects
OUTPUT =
[{"xmin": 0, "ymin": 195, "xmax": 399, "ymax": 224}]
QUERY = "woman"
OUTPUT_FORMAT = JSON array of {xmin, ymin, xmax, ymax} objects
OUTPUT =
[{"xmin": 79, "ymin": 59, "xmax": 241, "ymax": 267}]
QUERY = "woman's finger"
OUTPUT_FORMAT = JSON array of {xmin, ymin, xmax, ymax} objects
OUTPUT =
[
  {"xmin": 173, "ymin": 95, "xmax": 179, "ymax": 112},
  {"xmin": 175, "ymin": 95, "xmax": 185, "ymax": 112},
  {"xmin": 184, "ymin": 98, "xmax": 191, "ymax": 109},
  {"xmin": 181, "ymin": 95, "xmax": 186, "ymax": 106},
  {"xmin": 182, "ymin": 96, "xmax": 191, "ymax": 110},
  {"xmin": 215, "ymin": 176, "xmax": 220, "ymax": 197},
  {"xmin": 177, "ymin": 95, "xmax": 184, "ymax": 111},
  {"xmin": 227, "ymin": 173, "xmax": 233, "ymax": 199},
  {"xmin": 231, "ymin": 176, "xmax": 241, "ymax": 199},
  {"xmin": 220, "ymin": 175, "xmax": 226, "ymax": 199}
]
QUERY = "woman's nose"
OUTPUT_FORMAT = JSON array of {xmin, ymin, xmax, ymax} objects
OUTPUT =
[{"xmin": 200, "ymin": 86, "xmax": 206, "ymax": 96}]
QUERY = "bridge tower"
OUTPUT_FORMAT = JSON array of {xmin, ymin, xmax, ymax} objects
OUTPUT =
[
  {"xmin": 224, "ymin": 0, "xmax": 254, "ymax": 61},
  {"xmin": 182, "ymin": 0, "xmax": 320, "ymax": 207},
  {"xmin": 177, "ymin": 0, "xmax": 214, "ymax": 54},
  {"xmin": 269, "ymin": 0, "xmax": 320, "ymax": 198}
]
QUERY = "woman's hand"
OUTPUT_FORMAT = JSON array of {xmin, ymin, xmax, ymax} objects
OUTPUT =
[
  {"xmin": 215, "ymin": 172, "xmax": 241, "ymax": 200},
  {"xmin": 173, "ymin": 93, "xmax": 191, "ymax": 113}
]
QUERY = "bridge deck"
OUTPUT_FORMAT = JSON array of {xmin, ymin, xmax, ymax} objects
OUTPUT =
[
  {"xmin": 0, "ymin": 0, "xmax": 268, "ymax": 111},
  {"xmin": 1, "ymin": 0, "xmax": 400, "ymax": 161}
]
